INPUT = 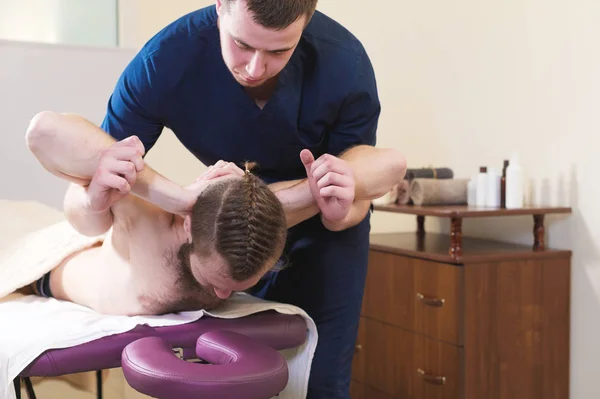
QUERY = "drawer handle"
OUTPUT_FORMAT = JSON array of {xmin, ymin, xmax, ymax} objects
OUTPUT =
[
  {"xmin": 416, "ymin": 292, "xmax": 445, "ymax": 307},
  {"xmin": 417, "ymin": 368, "xmax": 447, "ymax": 385}
]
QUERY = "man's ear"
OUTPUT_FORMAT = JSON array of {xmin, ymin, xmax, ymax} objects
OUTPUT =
[
  {"xmin": 216, "ymin": 0, "xmax": 223, "ymax": 16},
  {"xmin": 183, "ymin": 215, "xmax": 193, "ymax": 242}
]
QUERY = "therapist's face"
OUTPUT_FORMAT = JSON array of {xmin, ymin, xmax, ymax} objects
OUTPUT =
[{"xmin": 216, "ymin": 0, "xmax": 305, "ymax": 88}]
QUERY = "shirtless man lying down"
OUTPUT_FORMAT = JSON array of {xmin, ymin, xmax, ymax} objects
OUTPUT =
[{"xmin": 21, "ymin": 111, "xmax": 290, "ymax": 316}]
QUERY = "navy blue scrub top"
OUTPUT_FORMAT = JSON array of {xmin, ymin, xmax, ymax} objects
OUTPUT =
[{"xmin": 101, "ymin": 5, "xmax": 380, "ymax": 237}]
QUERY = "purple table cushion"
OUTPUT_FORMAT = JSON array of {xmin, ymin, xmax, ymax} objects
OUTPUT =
[
  {"xmin": 122, "ymin": 330, "xmax": 288, "ymax": 399},
  {"xmin": 20, "ymin": 311, "xmax": 307, "ymax": 377}
]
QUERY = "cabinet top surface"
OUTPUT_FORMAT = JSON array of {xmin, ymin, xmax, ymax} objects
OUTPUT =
[
  {"xmin": 370, "ymin": 232, "xmax": 572, "ymax": 264},
  {"xmin": 373, "ymin": 204, "xmax": 572, "ymax": 218}
]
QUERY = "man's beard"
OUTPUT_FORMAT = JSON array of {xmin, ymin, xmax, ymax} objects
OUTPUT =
[
  {"xmin": 152, "ymin": 242, "xmax": 224, "ymax": 314},
  {"xmin": 175, "ymin": 242, "xmax": 216, "ymax": 299}
]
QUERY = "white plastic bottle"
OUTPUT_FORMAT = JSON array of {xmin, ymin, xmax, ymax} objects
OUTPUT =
[
  {"xmin": 475, "ymin": 167, "xmax": 487, "ymax": 207},
  {"xmin": 467, "ymin": 177, "xmax": 477, "ymax": 206},
  {"xmin": 505, "ymin": 154, "xmax": 524, "ymax": 208},
  {"xmin": 485, "ymin": 167, "xmax": 501, "ymax": 208}
]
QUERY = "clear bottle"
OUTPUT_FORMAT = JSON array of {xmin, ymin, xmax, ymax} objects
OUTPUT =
[{"xmin": 505, "ymin": 154, "xmax": 523, "ymax": 208}]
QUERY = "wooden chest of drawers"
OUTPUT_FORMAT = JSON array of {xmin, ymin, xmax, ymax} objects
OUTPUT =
[{"xmin": 350, "ymin": 205, "xmax": 571, "ymax": 399}]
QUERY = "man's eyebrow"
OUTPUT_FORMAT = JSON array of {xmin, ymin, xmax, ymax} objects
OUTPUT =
[{"xmin": 232, "ymin": 36, "xmax": 295, "ymax": 53}]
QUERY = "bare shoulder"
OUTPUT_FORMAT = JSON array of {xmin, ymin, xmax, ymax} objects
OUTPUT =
[
  {"xmin": 111, "ymin": 194, "xmax": 173, "ymax": 226},
  {"xmin": 111, "ymin": 194, "xmax": 152, "ymax": 219},
  {"xmin": 101, "ymin": 193, "xmax": 174, "ymax": 276},
  {"xmin": 102, "ymin": 196, "xmax": 226, "ymax": 315}
]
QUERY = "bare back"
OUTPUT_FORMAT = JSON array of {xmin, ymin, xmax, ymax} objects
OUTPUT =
[{"xmin": 50, "ymin": 195, "xmax": 224, "ymax": 316}]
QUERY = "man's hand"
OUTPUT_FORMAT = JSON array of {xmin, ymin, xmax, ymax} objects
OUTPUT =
[
  {"xmin": 178, "ymin": 160, "xmax": 245, "ymax": 216},
  {"xmin": 86, "ymin": 136, "xmax": 145, "ymax": 212},
  {"xmin": 300, "ymin": 149, "xmax": 356, "ymax": 223},
  {"xmin": 198, "ymin": 160, "xmax": 245, "ymax": 181}
]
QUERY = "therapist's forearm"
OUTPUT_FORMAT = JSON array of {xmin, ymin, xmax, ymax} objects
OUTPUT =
[{"xmin": 340, "ymin": 145, "xmax": 407, "ymax": 200}]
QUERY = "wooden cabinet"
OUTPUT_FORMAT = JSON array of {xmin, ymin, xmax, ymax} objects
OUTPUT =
[{"xmin": 352, "ymin": 205, "xmax": 571, "ymax": 399}]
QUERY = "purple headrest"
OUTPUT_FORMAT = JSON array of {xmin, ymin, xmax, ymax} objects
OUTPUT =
[{"xmin": 122, "ymin": 330, "xmax": 289, "ymax": 399}]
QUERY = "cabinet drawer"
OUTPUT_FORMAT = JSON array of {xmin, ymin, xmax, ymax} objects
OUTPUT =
[
  {"xmin": 363, "ymin": 250, "xmax": 463, "ymax": 344},
  {"xmin": 352, "ymin": 317, "xmax": 462, "ymax": 399},
  {"xmin": 413, "ymin": 332, "xmax": 463, "ymax": 399}
]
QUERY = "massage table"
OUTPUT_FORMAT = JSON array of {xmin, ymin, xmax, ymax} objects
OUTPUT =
[{"xmin": 13, "ymin": 310, "xmax": 308, "ymax": 399}]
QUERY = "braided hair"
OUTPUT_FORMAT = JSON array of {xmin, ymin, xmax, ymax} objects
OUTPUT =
[{"xmin": 189, "ymin": 162, "xmax": 287, "ymax": 281}]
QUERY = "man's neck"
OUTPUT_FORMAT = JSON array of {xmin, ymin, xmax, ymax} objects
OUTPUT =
[{"xmin": 244, "ymin": 75, "xmax": 279, "ymax": 108}]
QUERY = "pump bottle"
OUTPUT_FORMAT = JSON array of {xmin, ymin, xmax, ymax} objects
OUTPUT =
[{"xmin": 505, "ymin": 154, "xmax": 523, "ymax": 208}]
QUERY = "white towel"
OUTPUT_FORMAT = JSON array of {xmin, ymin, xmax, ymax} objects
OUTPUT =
[
  {"xmin": 0, "ymin": 200, "xmax": 317, "ymax": 399},
  {"xmin": 0, "ymin": 220, "xmax": 105, "ymax": 299}
]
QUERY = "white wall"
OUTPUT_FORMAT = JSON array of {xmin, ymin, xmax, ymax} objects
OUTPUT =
[
  {"xmin": 0, "ymin": 40, "xmax": 136, "ymax": 208},
  {"xmin": 118, "ymin": 0, "xmax": 208, "ymax": 49}
]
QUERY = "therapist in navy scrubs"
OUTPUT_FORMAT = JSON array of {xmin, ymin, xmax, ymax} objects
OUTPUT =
[{"xmin": 101, "ymin": 1, "xmax": 407, "ymax": 397}]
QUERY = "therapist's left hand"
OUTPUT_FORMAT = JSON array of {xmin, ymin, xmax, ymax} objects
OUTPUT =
[
  {"xmin": 198, "ymin": 160, "xmax": 245, "ymax": 181},
  {"xmin": 178, "ymin": 161, "xmax": 245, "ymax": 216},
  {"xmin": 300, "ymin": 149, "xmax": 355, "ymax": 223}
]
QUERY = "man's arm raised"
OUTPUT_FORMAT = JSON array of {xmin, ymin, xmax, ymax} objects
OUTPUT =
[
  {"xmin": 322, "ymin": 145, "xmax": 407, "ymax": 231},
  {"xmin": 269, "ymin": 145, "xmax": 407, "ymax": 231},
  {"xmin": 269, "ymin": 179, "xmax": 320, "ymax": 228},
  {"xmin": 339, "ymin": 145, "xmax": 407, "ymax": 200},
  {"xmin": 25, "ymin": 112, "xmax": 188, "ymax": 217},
  {"xmin": 25, "ymin": 112, "xmax": 325, "ymax": 231},
  {"xmin": 306, "ymin": 145, "xmax": 406, "ymax": 231}
]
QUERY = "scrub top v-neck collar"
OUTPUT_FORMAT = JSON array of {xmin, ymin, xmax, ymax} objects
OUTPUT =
[{"xmin": 221, "ymin": 46, "xmax": 301, "ymax": 120}]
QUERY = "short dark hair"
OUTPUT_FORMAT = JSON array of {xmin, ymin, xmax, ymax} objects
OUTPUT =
[
  {"xmin": 223, "ymin": 0, "xmax": 318, "ymax": 30},
  {"xmin": 190, "ymin": 164, "xmax": 287, "ymax": 281}
]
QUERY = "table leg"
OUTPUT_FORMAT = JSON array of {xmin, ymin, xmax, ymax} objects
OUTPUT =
[
  {"xmin": 450, "ymin": 217, "xmax": 463, "ymax": 259},
  {"xmin": 533, "ymin": 214, "xmax": 545, "ymax": 251},
  {"xmin": 417, "ymin": 215, "xmax": 425, "ymax": 236}
]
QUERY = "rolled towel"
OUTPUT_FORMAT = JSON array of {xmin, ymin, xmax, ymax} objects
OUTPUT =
[
  {"xmin": 395, "ymin": 180, "xmax": 411, "ymax": 204},
  {"xmin": 409, "ymin": 178, "xmax": 469, "ymax": 206},
  {"xmin": 372, "ymin": 186, "xmax": 399, "ymax": 206},
  {"xmin": 405, "ymin": 167, "xmax": 453, "ymax": 180}
]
